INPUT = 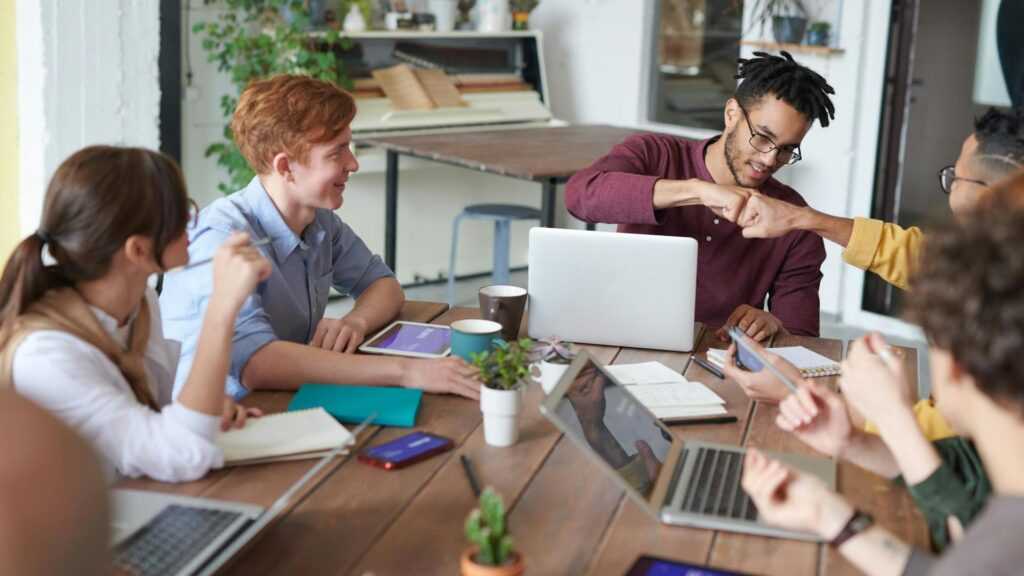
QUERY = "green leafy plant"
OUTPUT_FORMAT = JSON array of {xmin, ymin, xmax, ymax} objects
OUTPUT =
[
  {"xmin": 471, "ymin": 339, "xmax": 533, "ymax": 391},
  {"xmin": 464, "ymin": 487, "xmax": 515, "ymax": 566},
  {"xmin": 739, "ymin": 0, "xmax": 808, "ymax": 36},
  {"xmin": 808, "ymin": 20, "xmax": 830, "ymax": 34},
  {"xmin": 509, "ymin": 0, "xmax": 539, "ymax": 12},
  {"xmin": 193, "ymin": 0, "xmax": 354, "ymax": 193}
]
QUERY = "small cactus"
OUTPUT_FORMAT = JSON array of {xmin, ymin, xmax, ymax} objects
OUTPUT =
[{"xmin": 464, "ymin": 487, "xmax": 515, "ymax": 566}]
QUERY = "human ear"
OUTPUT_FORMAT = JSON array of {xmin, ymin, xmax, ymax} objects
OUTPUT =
[
  {"xmin": 271, "ymin": 153, "xmax": 293, "ymax": 182},
  {"xmin": 123, "ymin": 235, "xmax": 155, "ymax": 269}
]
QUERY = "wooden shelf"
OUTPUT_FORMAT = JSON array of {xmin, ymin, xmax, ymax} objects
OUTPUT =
[{"xmin": 740, "ymin": 40, "xmax": 844, "ymax": 56}]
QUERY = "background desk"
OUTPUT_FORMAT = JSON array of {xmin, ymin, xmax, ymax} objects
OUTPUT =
[
  {"xmin": 357, "ymin": 124, "xmax": 646, "ymax": 273},
  {"xmin": 119, "ymin": 304, "xmax": 928, "ymax": 575}
]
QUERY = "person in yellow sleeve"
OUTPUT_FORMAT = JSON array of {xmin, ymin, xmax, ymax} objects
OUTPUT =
[{"xmin": 729, "ymin": 106, "xmax": 1024, "ymax": 441}]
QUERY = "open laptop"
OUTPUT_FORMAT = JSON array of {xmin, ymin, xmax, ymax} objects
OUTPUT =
[
  {"xmin": 539, "ymin": 352, "xmax": 837, "ymax": 541},
  {"xmin": 528, "ymin": 228, "xmax": 697, "ymax": 352},
  {"xmin": 110, "ymin": 418, "xmax": 371, "ymax": 576}
]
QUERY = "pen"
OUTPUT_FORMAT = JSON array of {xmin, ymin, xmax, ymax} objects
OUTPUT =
[
  {"xmin": 170, "ymin": 236, "xmax": 274, "ymax": 272},
  {"xmin": 692, "ymin": 356, "xmax": 725, "ymax": 379},
  {"xmin": 460, "ymin": 454, "xmax": 481, "ymax": 498}
]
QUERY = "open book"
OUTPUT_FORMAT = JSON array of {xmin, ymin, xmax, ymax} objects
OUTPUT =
[
  {"xmin": 372, "ymin": 64, "xmax": 467, "ymax": 110},
  {"xmin": 604, "ymin": 362, "xmax": 728, "ymax": 422},
  {"xmin": 707, "ymin": 346, "xmax": 841, "ymax": 378},
  {"xmin": 215, "ymin": 408, "xmax": 353, "ymax": 466}
]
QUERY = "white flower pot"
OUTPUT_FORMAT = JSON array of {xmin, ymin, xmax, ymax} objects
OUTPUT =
[
  {"xmin": 533, "ymin": 360, "xmax": 570, "ymax": 394},
  {"xmin": 480, "ymin": 385, "xmax": 523, "ymax": 447}
]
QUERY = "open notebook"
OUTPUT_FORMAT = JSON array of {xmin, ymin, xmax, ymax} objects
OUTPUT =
[
  {"xmin": 215, "ymin": 408, "xmax": 353, "ymax": 466},
  {"xmin": 707, "ymin": 346, "xmax": 842, "ymax": 378},
  {"xmin": 604, "ymin": 362, "xmax": 728, "ymax": 421}
]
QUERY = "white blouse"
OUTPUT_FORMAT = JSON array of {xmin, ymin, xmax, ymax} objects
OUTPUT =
[{"xmin": 11, "ymin": 287, "xmax": 223, "ymax": 483}]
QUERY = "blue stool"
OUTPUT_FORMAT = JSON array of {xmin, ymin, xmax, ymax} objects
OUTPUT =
[{"xmin": 447, "ymin": 203, "xmax": 541, "ymax": 306}]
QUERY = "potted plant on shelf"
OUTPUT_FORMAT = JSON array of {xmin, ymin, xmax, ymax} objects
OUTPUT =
[
  {"xmin": 746, "ymin": 0, "xmax": 809, "ymax": 45},
  {"xmin": 509, "ymin": 0, "xmax": 539, "ymax": 31},
  {"xmin": 472, "ymin": 339, "xmax": 533, "ymax": 447},
  {"xmin": 462, "ymin": 488, "xmax": 524, "ymax": 576},
  {"xmin": 529, "ymin": 336, "xmax": 576, "ymax": 394},
  {"xmin": 805, "ymin": 20, "xmax": 831, "ymax": 46}
]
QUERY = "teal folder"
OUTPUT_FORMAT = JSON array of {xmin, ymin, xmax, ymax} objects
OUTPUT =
[{"xmin": 287, "ymin": 384, "xmax": 423, "ymax": 428}]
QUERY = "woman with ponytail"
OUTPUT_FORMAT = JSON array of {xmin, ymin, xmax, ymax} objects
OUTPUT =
[{"xmin": 0, "ymin": 145, "xmax": 271, "ymax": 483}]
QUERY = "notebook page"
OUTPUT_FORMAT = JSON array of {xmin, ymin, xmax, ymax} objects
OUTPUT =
[
  {"xmin": 605, "ymin": 362, "xmax": 687, "ymax": 385},
  {"xmin": 216, "ymin": 408, "xmax": 352, "ymax": 464},
  {"xmin": 624, "ymin": 382, "xmax": 725, "ymax": 408}
]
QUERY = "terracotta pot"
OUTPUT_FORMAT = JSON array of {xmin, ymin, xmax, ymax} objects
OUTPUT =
[{"xmin": 460, "ymin": 548, "xmax": 525, "ymax": 576}]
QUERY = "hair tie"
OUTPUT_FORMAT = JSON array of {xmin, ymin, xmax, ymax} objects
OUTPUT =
[{"xmin": 35, "ymin": 230, "xmax": 52, "ymax": 245}]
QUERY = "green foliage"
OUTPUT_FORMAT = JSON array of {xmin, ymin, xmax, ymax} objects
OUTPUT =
[
  {"xmin": 193, "ymin": 0, "xmax": 354, "ymax": 194},
  {"xmin": 471, "ymin": 339, "xmax": 533, "ymax": 391},
  {"xmin": 464, "ymin": 487, "xmax": 515, "ymax": 567},
  {"xmin": 509, "ymin": 0, "xmax": 539, "ymax": 12},
  {"xmin": 808, "ymin": 20, "xmax": 831, "ymax": 33}
]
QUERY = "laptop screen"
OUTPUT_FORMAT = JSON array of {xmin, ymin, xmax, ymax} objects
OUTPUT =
[{"xmin": 547, "ymin": 356, "xmax": 675, "ymax": 501}]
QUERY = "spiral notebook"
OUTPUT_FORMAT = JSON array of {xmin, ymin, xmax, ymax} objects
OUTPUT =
[
  {"xmin": 707, "ymin": 346, "xmax": 841, "ymax": 378},
  {"xmin": 215, "ymin": 407, "xmax": 353, "ymax": 466}
]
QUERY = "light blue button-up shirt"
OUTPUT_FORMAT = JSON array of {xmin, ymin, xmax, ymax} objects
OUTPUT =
[{"xmin": 160, "ymin": 177, "xmax": 394, "ymax": 399}]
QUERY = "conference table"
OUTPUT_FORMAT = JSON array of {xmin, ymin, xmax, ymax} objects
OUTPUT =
[{"xmin": 118, "ymin": 301, "xmax": 929, "ymax": 575}]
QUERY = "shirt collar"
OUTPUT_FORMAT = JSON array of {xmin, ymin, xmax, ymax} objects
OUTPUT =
[
  {"xmin": 241, "ymin": 177, "xmax": 306, "ymax": 262},
  {"xmin": 696, "ymin": 136, "xmax": 719, "ymax": 183}
]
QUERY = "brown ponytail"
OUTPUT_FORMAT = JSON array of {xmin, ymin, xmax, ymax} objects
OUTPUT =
[{"xmin": 0, "ymin": 146, "xmax": 190, "ymax": 328}]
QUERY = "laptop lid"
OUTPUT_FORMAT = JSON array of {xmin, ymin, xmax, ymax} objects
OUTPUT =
[
  {"xmin": 527, "ymin": 228, "xmax": 697, "ymax": 352},
  {"xmin": 538, "ymin": 351, "xmax": 686, "ymax": 518}
]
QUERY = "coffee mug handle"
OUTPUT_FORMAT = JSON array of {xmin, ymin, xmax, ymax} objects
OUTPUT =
[{"xmin": 493, "ymin": 337, "xmax": 507, "ymax": 348}]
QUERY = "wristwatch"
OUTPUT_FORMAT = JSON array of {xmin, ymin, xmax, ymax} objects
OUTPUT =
[{"xmin": 830, "ymin": 510, "xmax": 874, "ymax": 548}]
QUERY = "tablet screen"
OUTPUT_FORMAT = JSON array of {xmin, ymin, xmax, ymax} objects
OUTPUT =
[
  {"xmin": 365, "ymin": 323, "xmax": 451, "ymax": 355},
  {"xmin": 627, "ymin": 556, "xmax": 746, "ymax": 576}
]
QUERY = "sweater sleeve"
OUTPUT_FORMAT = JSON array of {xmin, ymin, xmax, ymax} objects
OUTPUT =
[
  {"xmin": 12, "ymin": 331, "xmax": 224, "ymax": 483},
  {"xmin": 564, "ymin": 135, "xmax": 666, "ymax": 225},
  {"xmin": 843, "ymin": 218, "xmax": 924, "ymax": 291}
]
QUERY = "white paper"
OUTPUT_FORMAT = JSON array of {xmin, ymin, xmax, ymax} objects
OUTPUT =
[
  {"xmin": 216, "ymin": 407, "xmax": 352, "ymax": 464},
  {"xmin": 625, "ymin": 382, "xmax": 725, "ymax": 408},
  {"xmin": 769, "ymin": 347, "xmax": 840, "ymax": 371},
  {"xmin": 649, "ymin": 404, "xmax": 729, "ymax": 419},
  {"xmin": 605, "ymin": 361, "xmax": 687, "ymax": 385}
]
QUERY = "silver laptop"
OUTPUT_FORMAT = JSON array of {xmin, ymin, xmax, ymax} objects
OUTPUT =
[
  {"xmin": 110, "ymin": 418, "xmax": 371, "ymax": 576},
  {"xmin": 539, "ymin": 352, "xmax": 837, "ymax": 541},
  {"xmin": 528, "ymin": 228, "xmax": 697, "ymax": 351}
]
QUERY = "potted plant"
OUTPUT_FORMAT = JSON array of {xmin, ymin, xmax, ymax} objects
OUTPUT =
[
  {"xmin": 472, "ymin": 339, "xmax": 533, "ymax": 447},
  {"xmin": 462, "ymin": 488, "xmax": 524, "ymax": 576},
  {"xmin": 746, "ymin": 0, "xmax": 809, "ymax": 45},
  {"xmin": 805, "ymin": 20, "xmax": 831, "ymax": 46},
  {"xmin": 509, "ymin": 0, "xmax": 539, "ymax": 31},
  {"xmin": 529, "ymin": 336, "xmax": 576, "ymax": 394}
]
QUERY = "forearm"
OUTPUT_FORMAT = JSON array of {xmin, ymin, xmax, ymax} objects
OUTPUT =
[
  {"xmin": 652, "ymin": 179, "xmax": 705, "ymax": 210},
  {"xmin": 795, "ymin": 207, "xmax": 855, "ymax": 248},
  {"xmin": 241, "ymin": 340, "xmax": 409, "ymax": 391},
  {"xmin": 841, "ymin": 430, "xmax": 902, "ymax": 479},
  {"xmin": 837, "ymin": 526, "xmax": 914, "ymax": 576},
  {"xmin": 345, "ymin": 277, "xmax": 404, "ymax": 331},
  {"xmin": 584, "ymin": 426, "xmax": 630, "ymax": 468},
  {"xmin": 177, "ymin": 298, "xmax": 239, "ymax": 416},
  {"xmin": 877, "ymin": 410, "xmax": 942, "ymax": 484}
]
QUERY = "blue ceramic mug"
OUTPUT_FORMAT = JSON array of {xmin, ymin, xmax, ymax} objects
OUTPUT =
[{"xmin": 450, "ymin": 319, "xmax": 504, "ymax": 361}]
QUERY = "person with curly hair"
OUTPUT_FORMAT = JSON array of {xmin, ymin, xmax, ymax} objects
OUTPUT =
[{"xmin": 740, "ymin": 179, "xmax": 1024, "ymax": 575}]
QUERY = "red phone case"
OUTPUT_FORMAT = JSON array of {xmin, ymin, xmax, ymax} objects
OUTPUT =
[{"xmin": 357, "ymin": 433, "xmax": 454, "ymax": 470}]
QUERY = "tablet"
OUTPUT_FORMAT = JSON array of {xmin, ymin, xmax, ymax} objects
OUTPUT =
[
  {"xmin": 358, "ymin": 321, "xmax": 451, "ymax": 358},
  {"xmin": 625, "ymin": 555, "xmax": 750, "ymax": 576}
]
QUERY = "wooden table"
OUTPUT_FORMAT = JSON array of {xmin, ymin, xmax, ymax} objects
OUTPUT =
[
  {"xmin": 357, "ymin": 125, "xmax": 646, "ymax": 272},
  {"xmin": 120, "ymin": 304, "xmax": 929, "ymax": 575}
]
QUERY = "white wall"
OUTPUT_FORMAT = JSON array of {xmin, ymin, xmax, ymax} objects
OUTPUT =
[
  {"xmin": 16, "ymin": 0, "xmax": 162, "ymax": 235},
  {"xmin": 973, "ymin": 0, "xmax": 1011, "ymax": 107}
]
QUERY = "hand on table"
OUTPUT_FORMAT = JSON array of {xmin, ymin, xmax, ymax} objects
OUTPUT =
[
  {"xmin": 715, "ymin": 304, "xmax": 786, "ymax": 343},
  {"xmin": 310, "ymin": 315, "xmax": 369, "ymax": 354},
  {"xmin": 221, "ymin": 398, "xmax": 263, "ymax": 432},
  {"xmin": 401, "ymin": 357, "xmax": 481, "ymax": 400}
]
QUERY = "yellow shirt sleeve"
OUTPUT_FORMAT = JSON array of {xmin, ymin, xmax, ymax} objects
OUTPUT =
[
  {"xmin": 842, "ymin": 217, "xmax": 924, "ymax": 291},
  {"xmin": 864, "ymin": 399, "xmax": 957, "ymax": 441}
]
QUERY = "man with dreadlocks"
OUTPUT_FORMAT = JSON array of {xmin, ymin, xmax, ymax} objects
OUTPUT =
[{"xmin": 566, "ymin": 51, "xmax": 834, "ymax": 342}]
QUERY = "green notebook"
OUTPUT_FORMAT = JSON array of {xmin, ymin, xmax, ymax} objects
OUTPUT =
[{"xmin": 287, "ymin": 384, "xmax": 423, "ymax": 428}]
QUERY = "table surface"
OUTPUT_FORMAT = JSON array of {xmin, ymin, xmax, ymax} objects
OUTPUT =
[
  {"xmin": 118, "ymin": 301, "xmax": 929, "ymax": 575},
  {"xmin": 357, "ymin": 124, "xmax": 647, "ymax": 181}
]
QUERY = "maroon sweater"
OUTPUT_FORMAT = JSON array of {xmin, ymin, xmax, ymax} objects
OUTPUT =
[{"xmin": 565, "ymin": 133, "xmax": 825, "ymax": 336}]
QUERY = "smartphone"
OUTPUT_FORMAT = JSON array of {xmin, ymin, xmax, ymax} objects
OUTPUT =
[
  {"xmin": 727, "ymin": 327, "xmax": 799, "ymax": 394},
  {"xmin": 358, "ymin": 431, "xmax": 454, "ymax": 470},
  {"xmin": 625, "ymin": 554, "xmax": 750, "ymax": 576}
]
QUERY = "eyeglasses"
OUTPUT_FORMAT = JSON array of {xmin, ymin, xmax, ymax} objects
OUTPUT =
[
  {"xmin": 937, "ymin": 165, "xmax": 987, "ymax": 195},
  {"xmin": 187, "ymin": 198, "xmax": 200, "ymax": 230},
  {"xmin": 738, "ymin": 104, "xmax": 802, "ymax": 166}
]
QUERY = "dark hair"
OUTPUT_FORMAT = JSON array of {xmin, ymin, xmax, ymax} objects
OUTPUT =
[
  {"xmin": 906, "ymin": 171, "xmax": 1024, "ymax": 406},
  {"xmin": 0, "ymin": 146, "xmax": 190, "ymax": 323},
  {"xmin": 972, "ymin": 107, "xmax": 1024, "ymax": 179},
  {"xmin": 734, "ymin": 51, "xmax": 836, "ymax": 127}
]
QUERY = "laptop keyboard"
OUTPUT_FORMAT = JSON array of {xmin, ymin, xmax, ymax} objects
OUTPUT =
[
  {"xmin": 114, "ymin": 505, "xmax": 243, "ymax": 576},
  {"xmin": 676, "ymin": 446, "xmax": 758, "ymax": 521}
]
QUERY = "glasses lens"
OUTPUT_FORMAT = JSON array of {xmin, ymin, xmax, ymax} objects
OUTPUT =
[
  {"xmin": 749, "ymin": 134, "xmax": 776, "ymax": 154},
  {"xmin": 938, "ymin": 167, "xmax": 954, "ymax": 194}
]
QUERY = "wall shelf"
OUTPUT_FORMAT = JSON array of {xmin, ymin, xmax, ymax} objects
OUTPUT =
[{"xmin": 740, "ymin": 40, "xmax": 845, "ymax": 56}]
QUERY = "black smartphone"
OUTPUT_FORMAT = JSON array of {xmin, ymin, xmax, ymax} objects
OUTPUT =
[
  {"xmin": 357, "ymin": 431, "xmax": 454, "ymax": 470},
  {"xmin": 625, "ymin": 554, "xmax": 751, "ymax": 576}
]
